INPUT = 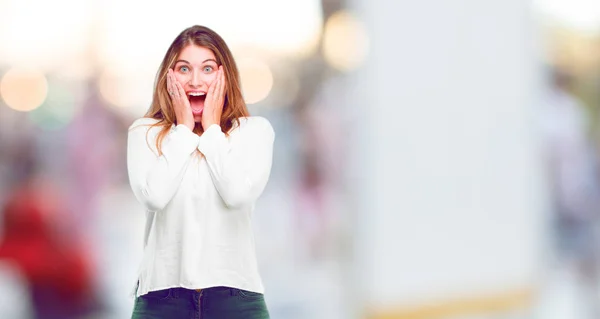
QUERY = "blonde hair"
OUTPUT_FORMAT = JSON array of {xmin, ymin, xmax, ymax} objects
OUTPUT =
[{"xmin": 144, "ymin": 25, "xmax": 249, "ymax": 155}]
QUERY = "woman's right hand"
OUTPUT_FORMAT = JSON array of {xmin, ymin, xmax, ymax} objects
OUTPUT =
[{"xmin": 167, "ymin": 68, "xmax": 194, "ymax": 131}]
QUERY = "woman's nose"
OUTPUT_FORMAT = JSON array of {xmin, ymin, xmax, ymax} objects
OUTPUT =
[{"xmin": 189, "ymin": 71, "xmax": 202, "ymax": 87}]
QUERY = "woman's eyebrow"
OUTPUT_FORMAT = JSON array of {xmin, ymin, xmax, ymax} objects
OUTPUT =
[{"xmin": 175, "ymin": 59, "xmax": 217, "ymax": 65}]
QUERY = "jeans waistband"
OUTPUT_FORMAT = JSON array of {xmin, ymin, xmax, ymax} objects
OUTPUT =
[{"xmin": 166, "ymin": 286, "xmax": 238, "ymax": 298}]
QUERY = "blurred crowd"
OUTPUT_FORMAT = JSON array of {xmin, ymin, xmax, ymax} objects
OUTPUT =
[{"xmin": 538, "ymin": 66, "xmax": 600, "ymax": 318}]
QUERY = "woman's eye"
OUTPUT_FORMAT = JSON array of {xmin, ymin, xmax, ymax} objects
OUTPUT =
[
  {"xmin": 179, "ymin": 66, "xmax": 189, "ymax": 72},
  {"xmin": 203, "ymin": 66, "xmax": 213, "ymax": 73}
]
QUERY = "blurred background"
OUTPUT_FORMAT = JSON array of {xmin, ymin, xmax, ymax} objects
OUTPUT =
[{"xmin": 1, "ymin": 0, "xmax": 600, "ymax": 318}]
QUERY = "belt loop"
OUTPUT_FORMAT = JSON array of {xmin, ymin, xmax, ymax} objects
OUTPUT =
[{"xmin": 230, "ymin": 287, "xmax": 236, "ymax": 297}]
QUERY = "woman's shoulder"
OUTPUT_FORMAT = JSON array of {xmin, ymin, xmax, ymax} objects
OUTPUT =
[
  {"xmin": 127, "ymin": 118, "xmax": 171, "ymax": 145},
  {"xmin": 232, "ymin": 116, "xmax": 273, "ymax": 131},
  {"xmin": 229, "ymin": 116, "xmax": 275, "ymax": 141},
  {"xmin": 129, "ymin": 117, "xmax": 159, "ymax": 128}
]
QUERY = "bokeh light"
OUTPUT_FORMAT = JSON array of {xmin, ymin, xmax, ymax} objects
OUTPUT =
[
  {"xmin": 29, "ymin": 82, "xmax": 77, "ymax": 131},
  {"xmin": 97, "ymin": 67, "xmax": 154, "ymax": 116},
  {"xmin": 0, "ymin": 68, "xmax": 48, "ymax": 112},
  {"xmin": 237, "ymin": 58, "xmax": 274, "ymax": 105},
  {"xmin": 98, "ymin": 69, "xmax": 129, "ymax": 108},
  {"xmin": 322, "ymin": 10, "xmax": 370, "ymax": 72},
  {"xmin": 263, "ymin": 63, "xmax": 301, "ymax": 108}
]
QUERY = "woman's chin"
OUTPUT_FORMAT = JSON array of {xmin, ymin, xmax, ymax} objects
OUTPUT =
[{"xmin": 192, "ymin": 108, "xmax": 203, "ymax": 123}]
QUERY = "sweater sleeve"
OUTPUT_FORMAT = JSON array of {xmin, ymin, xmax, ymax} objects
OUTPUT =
[
  {"xmin": 197, "ymin": 117, "xmax": 275, "ymax": 208},
  {"xmin": 127, "ymin": 119, "xmax": 200, "ymax": 211}
]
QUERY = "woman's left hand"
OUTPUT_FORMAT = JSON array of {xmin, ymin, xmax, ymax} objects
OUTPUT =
[{"xmin": 202, "ymin": 66, "xmax": 226, "ymax": 130}]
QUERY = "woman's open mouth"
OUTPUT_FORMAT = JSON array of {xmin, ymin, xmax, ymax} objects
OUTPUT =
[{"xmin": 188, "ymin": 92, "xmax": 206, "ymax": 116}]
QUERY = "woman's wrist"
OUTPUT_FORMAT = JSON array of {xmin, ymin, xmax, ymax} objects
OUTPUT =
[
  {"xmin": 181, "ymin": 120, "xmax": 194, "ymax": 131},
  {"xmin": 202, "ymin": 118, "xmax": 218, "ymax": 130},
  {"xmin": 176, "ymin": 114, "xmax": 194, "ymax": 131}
]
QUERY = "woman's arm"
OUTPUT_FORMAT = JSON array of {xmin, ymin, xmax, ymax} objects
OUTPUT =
[
  {"xmin": 198, "ymin": 117, "xmax": 275, "ymax": 208},
  {"xmin": 127, "ymin": 120, "xmax": 199, "ymax": 211}
]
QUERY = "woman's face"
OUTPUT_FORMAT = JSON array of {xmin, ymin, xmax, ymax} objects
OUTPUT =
[{"xmin": 172, "ymin": 44, "xmax": 219, "ymax": 122}]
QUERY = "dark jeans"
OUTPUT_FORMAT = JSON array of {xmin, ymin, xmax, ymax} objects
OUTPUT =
[{"xmin": 131, "ymin": 286, "xmax": 270, "ymax": 319}]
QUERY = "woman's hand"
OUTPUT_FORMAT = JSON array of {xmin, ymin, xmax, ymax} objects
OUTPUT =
[
  {"xmin": 202, "ymin": 66, "xmax": 226, "ymax": 130},
  {"xmin": 167, "ymin": 68, "xmax": 195, "ymax": 131}
]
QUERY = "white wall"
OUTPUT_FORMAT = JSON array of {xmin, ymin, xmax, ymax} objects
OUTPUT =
[{"xmin": 347, "ymin": 0, "xmax": 549, "ymax": 311}]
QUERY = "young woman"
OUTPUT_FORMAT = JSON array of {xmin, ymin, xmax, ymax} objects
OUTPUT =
[{"xmin": 127, "ymin": 25, "xmax": 274, "ymax": 319}]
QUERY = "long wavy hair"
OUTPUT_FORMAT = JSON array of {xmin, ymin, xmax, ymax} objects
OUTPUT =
[{"xmin": 144, "ymin": 25, "xmax": 249, "ymax": 155}]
